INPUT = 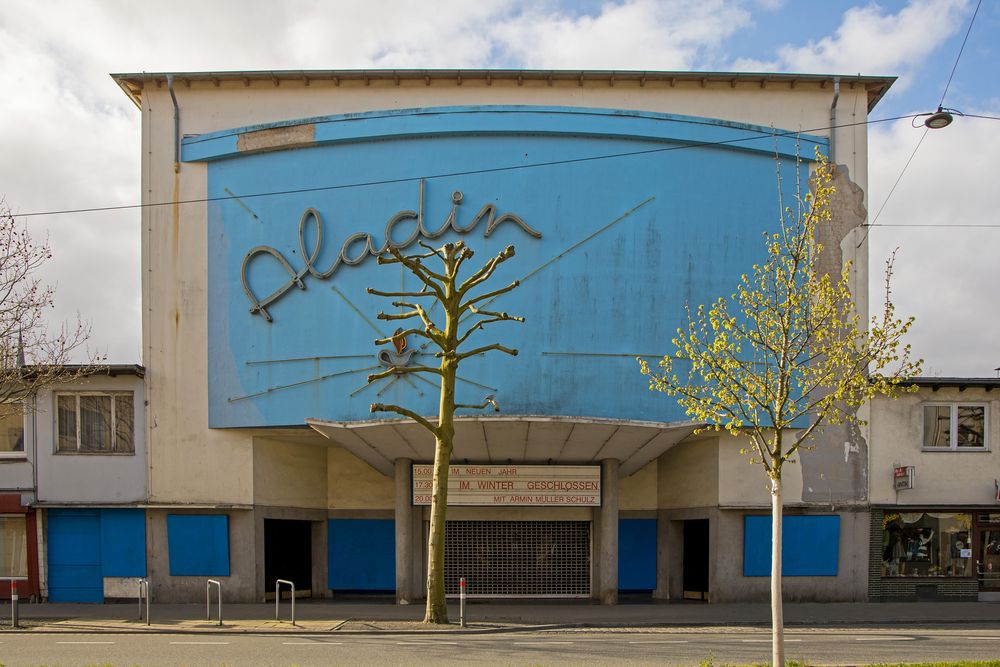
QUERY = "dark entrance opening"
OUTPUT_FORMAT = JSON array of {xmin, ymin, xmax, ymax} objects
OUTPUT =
[
  {"xmin": 264, "ymin": 519, "xmax": 312, "ymax": 597},
  {"xmin": 682, "ymin": 519, "xmax": 709, "ymax": 601}
]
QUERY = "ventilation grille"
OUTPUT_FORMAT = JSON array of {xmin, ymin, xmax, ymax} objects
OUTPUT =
[{"xmin": 443, "ymin": 520, "xmax": 591, "ymax": 598}]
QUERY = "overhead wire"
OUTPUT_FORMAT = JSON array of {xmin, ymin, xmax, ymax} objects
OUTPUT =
[
  {"xmin": 938, "ymin": 0, "xmax": 982, "ymax": 109},
  {"xmin": 9, "ymin": 113, "xmax": 925, "ymax": 220},
  {"xmin": 857, "ymin": 0, "xmax": 985, "ymax": 247}
]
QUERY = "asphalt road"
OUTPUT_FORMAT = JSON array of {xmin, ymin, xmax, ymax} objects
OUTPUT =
[{"xmin": 3, "ymin": 627, "xmax": 1000, "ymax": 666}]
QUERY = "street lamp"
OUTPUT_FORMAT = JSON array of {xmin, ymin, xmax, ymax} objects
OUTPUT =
[{"xmin": 923, "ymin": 107, "xmax": 954, "ymax": 129}]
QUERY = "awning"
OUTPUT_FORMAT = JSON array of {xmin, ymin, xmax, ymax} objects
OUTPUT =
[{"xmin": 306, "ymin": 415, "xmax": 699, "ymax": 477}]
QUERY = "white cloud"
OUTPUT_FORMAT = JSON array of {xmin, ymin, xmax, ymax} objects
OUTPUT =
[
  {"xmin": 867, "ymin": 108, "xmax": 1000, "ymax": 376},
  {"xmin": 772, "ymin": 0, "xmax": 970, "ymax": 81},
  {"xmin": 494, "ymin": 0, "xmax": 752, "ymax": 70}
]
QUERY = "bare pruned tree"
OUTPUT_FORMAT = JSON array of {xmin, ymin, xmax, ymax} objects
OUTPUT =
[
  {"xmin": 367, "ymin": 240, "xmax": 522, "ymax": 624},
  {"xmin": 0, "ymin": 202, "xmax": 97, "ymax": 418}
]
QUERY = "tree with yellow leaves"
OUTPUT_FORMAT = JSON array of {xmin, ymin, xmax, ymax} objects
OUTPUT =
[{"xmin": 639, "ymin": 153, "xmax": 920, "ymax": 667}]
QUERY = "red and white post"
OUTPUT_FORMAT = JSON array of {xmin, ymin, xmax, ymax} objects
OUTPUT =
[
  {"xmin": 10, "ymin": 579, "xmax": 18, "ymax": 628},
  {"xmin": 459, "ymin": 577, "xmax": 466, "ymax": 628}
]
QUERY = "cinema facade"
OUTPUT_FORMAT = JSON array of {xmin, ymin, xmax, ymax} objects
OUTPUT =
[{"xmin": 107, "ymin": 69, "xmax": 889, "ymax": 604}]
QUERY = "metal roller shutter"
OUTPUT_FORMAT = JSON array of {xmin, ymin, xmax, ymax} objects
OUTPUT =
[{"xmin": 444, "ymin": 520, "xmax": 590, "ymax": 598}]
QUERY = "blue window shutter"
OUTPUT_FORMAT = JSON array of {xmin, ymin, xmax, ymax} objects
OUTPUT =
[{"xmin": 167, "ymin": 515, "xmax": 230, "ymax": 576}]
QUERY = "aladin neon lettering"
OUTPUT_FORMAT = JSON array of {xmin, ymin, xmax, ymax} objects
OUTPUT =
[{"xmin": 240, "ymin": 180, "xmax": 541, "ymax": 322}]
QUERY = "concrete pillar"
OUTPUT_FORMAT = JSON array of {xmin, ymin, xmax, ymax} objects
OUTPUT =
[
  {"xmin": 311, "ymin": 519, "xmax": 329, "ymax": 598},
  {"xmin": 652, "ymin": 509, "xmax": 670, "ymax": 600},
  {"xmin": 598, "ymin": 458, "xmax": 619, "ymax": 605},
  {"xmin": 394, "ymin": 458, "xmax": 413, "ymax": 605}
]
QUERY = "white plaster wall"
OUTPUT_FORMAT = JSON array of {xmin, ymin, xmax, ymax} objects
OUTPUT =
[
  {"xmin": 658, "ymin": 436, "xmax": 719, "ymax": 508},
  {"xmin": 136, "ymin": 76, "xmax": 874, "ymax": 507},
  {"xmin": 870, "ymin": 388, "xmax": 1000, "ymax": 505},
  {"xmin": 252, "ymin": 438, "xmax": 328, "ymax": 508},
  {"xmin": 717, "ymin": 433, "xmax": 805, "ymax": 507},
  {"xmin": 327, "ymin": 446, "xmax": 394, "ymax": 510},
  {"xmin": 34, "ymin": 374, "xmax": 147, "ymax": 504},
  {"xmin": 620, "ymin": 459, "xmax": 657, "ymax": 510}
]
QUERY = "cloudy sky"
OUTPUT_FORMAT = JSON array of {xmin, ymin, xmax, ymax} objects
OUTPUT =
[{"xmin": 0, "ymin": 0, "xmax": 996, "ymax": 375}]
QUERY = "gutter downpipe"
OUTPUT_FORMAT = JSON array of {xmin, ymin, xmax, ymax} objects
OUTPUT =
[
  {"xmin": 829, "ymin": 76, "xmax": 840, "ymax": 164},
  {"xmin": 166, "ymin": 75, "xmax": 180, "ymax": 172}
]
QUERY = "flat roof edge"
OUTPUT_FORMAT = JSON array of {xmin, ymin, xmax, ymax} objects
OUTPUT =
[{"xmin": 111, "ymin": 69, "xmax": 896, "ymax": 112}]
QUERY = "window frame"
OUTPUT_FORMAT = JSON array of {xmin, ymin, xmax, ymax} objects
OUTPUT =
[
  {"xmin": 54, "ymin": 391, "xmax": 135, "ymax": 455},
  {"xmin": 0, "ymin": 411, "xmax": 26, "ymax": 460},
  {"xmin": 0, "ymin": 514, "xmax": 29, "ymax": 579},
  {"xmin": 921, "ymin": 402, "xmax": 989, "ymax": 452}
]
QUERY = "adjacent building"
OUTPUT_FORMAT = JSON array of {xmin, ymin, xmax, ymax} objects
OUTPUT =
[
  {"xmin": 0, "ymin": 366, "xmax": 146, "ymax": 602},
  {"xmin": 869, "ymin": 378, "xmax": 1000, "ymax": 601}
]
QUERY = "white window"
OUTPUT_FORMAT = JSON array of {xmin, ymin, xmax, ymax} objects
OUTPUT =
[
  {"xmin": 55, "ymin": 392, "xmax": 135, "ymax": 454},
  {"xmin": 0, "ymin": 515, "xmax": 27, "ymax": 578},
  {"xmin": 0, "ymin": 410, "xmax": 25, "ymax": 459},
  {"xmin": 922, "ymin": 403, "xmax": 988, "ymax": 450}
]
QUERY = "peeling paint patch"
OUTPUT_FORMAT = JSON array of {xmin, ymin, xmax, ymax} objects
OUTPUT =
[{"xmin": 237, "ymin": 124, "xmax": 315, "ymax": 154}]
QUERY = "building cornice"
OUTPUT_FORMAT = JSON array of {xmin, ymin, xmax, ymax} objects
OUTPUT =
[{"xmin": 110, "ymin": 69, "xmax": 895, "ymax": 113}]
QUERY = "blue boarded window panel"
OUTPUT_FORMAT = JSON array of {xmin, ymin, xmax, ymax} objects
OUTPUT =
[
  {"xmin": 100, "ymin": 509, "xmax": 146, "ymax": 577},
  {"xmin": 167, "ymin": 515, "xmax": 230, "ymax": 576},
  {"xmin": 328, "ymin": 519, "xmax": 394, "ymax": 591},
  {"xmin": 47, "ymin": 509, "xmax": 103, "ymax": 603},
  {"xmin": 618, "ymin": 519, "xmax": 656, "ymax": 591},
  {"xmin": 743, "ymin": 515, "xmax": 840, "ymax": 577}
]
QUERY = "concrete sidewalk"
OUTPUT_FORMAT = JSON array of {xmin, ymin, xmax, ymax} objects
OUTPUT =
[{"xmin": 3, "ymin": 599, "xmax": 1000, "ymax": 635}]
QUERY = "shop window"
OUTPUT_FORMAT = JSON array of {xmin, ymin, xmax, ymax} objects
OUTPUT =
[
  {"xmin": 0, "ymin": 411, "xmax": 24, "ymax": 458},
  {"xmin": 55, "ymin": 392, "xmax": 134, "ymax": 454},
  {"xmin": 922, "ymin": 404, "xmax": 987, "ymax": 450},
  {"xmin": 881, "ymin": 512, "xmax": 972, "ymax": 577},
  {"xmin": 0, "ymin": 515, "xmax": 28, "ymax": 578}
]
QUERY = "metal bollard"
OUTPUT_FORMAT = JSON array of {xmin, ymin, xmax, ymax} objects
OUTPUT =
[
  {"xmin": 275, "ymin": 579, "xmax": 295, "ymax": 626},
  {"xmin": 10, "ymin": 580, "xmax": 18, "ymax": 629},
  {"xmin": 138, "ymin": 579, "xmax": 150, "ymax": 626},
  {"xmin": 459, "ymin": 577, "xmax": 466, "ymax": 628},
  {"xmin": 206, "ymin": 579, "xmax": 222, "ymax": 626}
]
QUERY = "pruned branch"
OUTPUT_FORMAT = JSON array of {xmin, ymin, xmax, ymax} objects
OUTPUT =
[
  {"xmin": 377, "ymin": 246, "xmax": 447, "ymax": 296},
  {"xmin": 460, "ymin": 280, "xmax": 520, "ymax": 312},
  {"xmin": 457, "ymin": 308, "xmax": 525, "ymax": 346},
  {"xmin": 417, "ymin": 241, "xmax": 445, "ymax": 262},
  {"xmin": 453, "ymin": 343, "xmax": 518, "ymax": 362},
  {"xmin": 370, "ymin": 402, "xmax": 438, "ymax": 435},
  {"xmin": 374, "ymin": 327, "xmax": 439, "ymax": 348},
  {"xmin": 458, "ymin": 245, "xmax": 515, "ymax": 296},
  {"xmin": 456, "ymin": 394, "xmax": 500, "ymax": 412},
  {"xmin": 367, "ymin": 365, "xmax": 442, "ymax": 384},
  {"xmin": 366, "ymin": 287, "xmax": 437, "ymax": 298}
]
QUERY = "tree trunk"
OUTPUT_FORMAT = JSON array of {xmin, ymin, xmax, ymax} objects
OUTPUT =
[
  {"xmin": 424, "ymin": 361, "xmax": 457, "ymax": 624},
  {"xmin": 770, "ymin": 473, "xmax": 784, "ymax": 667}
]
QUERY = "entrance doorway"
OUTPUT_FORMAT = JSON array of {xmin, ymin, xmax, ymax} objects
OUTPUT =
[
  {"xmin": 978, "ymin": 527, "xmax": 1000, "ymax": 599},
  {"xmin": 264, "ymin": 519, "xmax": 312, "ymax": 598},
  {"xmin": 682, "ymin": 519, "xmax": 709, "ymax": 601}
]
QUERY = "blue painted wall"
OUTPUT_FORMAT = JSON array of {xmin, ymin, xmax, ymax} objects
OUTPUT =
[
  {"xmin": 47, "ymin": 508, "xmax": 147, "ymax": 603},
  {"xmin": 743, "ymin": 515, "xmax": 840, "ymax": 577},
  {"xmin": 193, "ymin": 106, "xmax": 824, "ymax": 428},
  {"xmin": 619, "ymin": 518, "xmax": 656, "ymax": 591},
  {"xmin": 167, "ymin": 515, "xmax": 231, "ymax": 576},
  {"xmin": 328, "ymin": 519, "xmax": 395, "ymax": 591}
]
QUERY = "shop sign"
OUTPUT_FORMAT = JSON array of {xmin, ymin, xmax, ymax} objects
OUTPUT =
[
  {"xmin": 412, "ymin": 464, "xmax": 600, "ymax": 507},
  {"xmin": 893, "ymin": 465, "xmax": 914, "ymax": 491}
]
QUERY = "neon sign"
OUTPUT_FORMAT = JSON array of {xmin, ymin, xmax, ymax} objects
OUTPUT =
[{"xmin": 240, "ymin": 180, "xmax": 541, "ymax": 321}]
